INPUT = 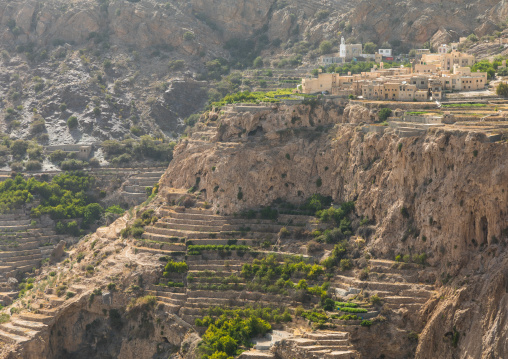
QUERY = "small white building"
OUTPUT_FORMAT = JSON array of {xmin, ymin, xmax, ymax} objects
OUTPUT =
[
  {"xmin": 378, "ymin": 49, "xmax": 392, "ymax": 57},
  {"xmin": 339, "ymin": 37, "xmax": 362, "ymax": 60}
]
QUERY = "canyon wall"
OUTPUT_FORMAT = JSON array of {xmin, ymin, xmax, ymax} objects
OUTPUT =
[
  {"xmin": 162, "ymin": 101, "xmax": 508, "ymax": 358},
  {"xmin": 1, "ymin": 0, "xmax": 508, "ymax": 53}
]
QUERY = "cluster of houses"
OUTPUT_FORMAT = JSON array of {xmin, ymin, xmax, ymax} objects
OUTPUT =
[{"xmin": 302, "ymin": 40, "xmax": 486, "ymax": 101}]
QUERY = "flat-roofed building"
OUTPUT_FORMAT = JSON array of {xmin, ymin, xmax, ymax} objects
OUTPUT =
[
  {"xmin": 339, "ymin": 37, "xmax": 363, "ymax": 60},
  {"xmin": 441, "ymin": 51, "xmax": 475, "ymax": 71}
]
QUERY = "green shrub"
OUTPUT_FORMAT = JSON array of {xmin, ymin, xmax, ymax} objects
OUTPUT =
[
  {"xmin": 25, "ymin": 160, "xmax": 42, "ymax": 171},
  {"xmin": 338, "ymin": 307, "xmax": 368, "ymax": 313},
  {"xmin": 183, "ymin": 31, "xmax": 195, "ymax": 41},
  {"xmin": 378, "ymin": 108, "xmax": 392, "ymax": 122},
  {"xmin": 260, "ymin": 206, "xmax": 278, "ymax": 220},
  {"xmin": 339, "ymin": 259, "xmax": 352, "ymax": 271},
  {"xmin": 360, "ymin": 320, "xmax": 372, "ymax": 327},
  {"xmin": 30, "ymin": 120, "xmax": 46, "ymax": 134},
  {"xmin": 60, "ymin": 159, "xmax": 86, "ymax": 170},
  {"xmin": 67, "ymin": 116, "xmax": 78, "ymax": 128},
  {"xmin": 106, "ymin": 205, "xmax": 125, "ymax": 214},
  {"xmin": 300, "ymin": 310, "xmax": 328, "ymax": 324},
  {"xmin": 335, "ymin": 302, "xmax": 358, "ymax": 308},
  {"xmin": 163, "ymin": 260, "xmax": 188, "ymax": 275},
  {"xmin": 196, "ymin": 308, "xmax": 272, "ymax": 358},
  {"xmin": 49, "ymin": 150, "xmax": 68, "ymax": 163},
  {"xmin": 10, "ymin": 139, "xmax": 29, "ymax": 159},
  {"xmin": 370, "ymin": 295, "xmax": 382, "ymax": 305},
  {"xmin": 168, "ymin": 59, "xmax": 185, "ymax": 71}
]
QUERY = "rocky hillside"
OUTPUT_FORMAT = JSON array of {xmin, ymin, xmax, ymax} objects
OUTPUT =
[
  {"xmin": 0, "ymin": 100, "xmax": 506, "ymax": 359},
  {"xmin": 0, "ymin": 0, "xmax": 507, "ymax": 147},
  {"xmin": 162, "ymin": 101, "xmax": 508, "ymax": 358}
]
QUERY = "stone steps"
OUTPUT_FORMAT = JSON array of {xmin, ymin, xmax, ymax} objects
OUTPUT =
[
  {"xmin": 19, "ymin": 313, "xmax": 53, "ymax": 324},
  {"xmin": 133, "ymin": 246, "xmax": 185, "ymax": 256},
  {"xmin": 161, "ymin": 217, "xmax": 229, "ymax": 226},
  {"xmin": 333, "ymin": 275, "xmax": 413, "ymax": 292},
  {"xmin": 38, "ymin": 307, "xmax": 59, "ymax": 316},
  {"xmin": 0, "ymin": 249, "xmax": 43, "ymax": 259},
  {"xmin": 0, "ymin": 220, "xmax": 32, "ymax": 226},
  {"xmin": 383, "ymin": 296, "xmax": 428, "ymax": 305},
  {"xmin": 156, "ymin": 301, "xmax": 180, "ymax": 313},
  {"xmin": 160, "ymin": 210, "xmax": 228, "ymax": 221},
  {"xmin": 324, "ymin": 350, "xmax": 359, "ymax": 359},
  {"xmin": 130, "ymin": 178, "xmax": 161, "ymax": 186},
  {"xmin": 0, "ymin": 328, "xmax": 30, "ymax": 344},
  {"xmin": 3, "ymin": 265, "xmax": 36, "ymax": 277},
  {"xmin": 138, "ymin": 236, "xmax": 187, "ymax": 250},
  {"xmin": 153, "ymin": 222, "xmax": 224, "ymax": 232},
  {"xmin": 238, "ymin": 350, "xmax": 276, "ymax": 359},
  {"xmin": 0, "ymin": 254, "xmax": 43, "ymax": 264},
  {"xmin": 187, "ymin": 264, "xmax": 243, "ymax": 271},
  {"xmin": 400, "ymin": 289, "xmax": 434, "ymax": 298},
  {"xmin": 10, "ymin": 318, "xmax": 47, "ymax": 331},
  {"xmin": 0, "ymin": 322, "xmax": 38, "ymax": 338},
  {"xmin": 140, "ymin": 231, "xmax": 185, "ymax": 243},
  {"xmin": 123, "ymin": 185, "xmax": 149, "ymax": 194}
]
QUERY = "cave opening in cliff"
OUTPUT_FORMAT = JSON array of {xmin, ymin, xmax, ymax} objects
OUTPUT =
[{"xmin": 480, "ymin": 216, "xmax": 488, "ymax": 245}]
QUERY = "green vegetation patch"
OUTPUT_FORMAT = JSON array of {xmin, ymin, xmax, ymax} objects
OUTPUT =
[
  {"xmin": 338, "ymin": 307, "xmax": 368, "ymax": 313},
  {"xmin": 0, "ymin": 172, "xmax": 104, "ymax": 231},
  {"xmin": 195, "ymin": 306, "xmax": 290, "ymax": 359},
  {"xmin": 187, "ymin": 244, "xmax": 250, "ymax": 255},
  {"xmin": 442, "ymin": 103, "xmax": 487, "ymax": 108},
  {"xmin": 211, "ymin": 89, "xmax": 295, "ymax": 107}
]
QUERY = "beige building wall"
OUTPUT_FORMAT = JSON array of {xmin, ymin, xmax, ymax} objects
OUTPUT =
[
  {"xmin": 441, "ymin": 51, "xmax": 475, "ymax": 71},
  {"xmin": 415, "ymin": 63, "xmax": 438, "ymax": 74}
]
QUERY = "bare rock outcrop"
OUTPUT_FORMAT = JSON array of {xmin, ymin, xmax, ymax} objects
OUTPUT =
[
  {"xmin": 161, "ymin": 102, "xmax": 508, "ymax": 358},
  {"xmin": 342, "ymin": 104, "xmax": 375, "ymax": 124}
]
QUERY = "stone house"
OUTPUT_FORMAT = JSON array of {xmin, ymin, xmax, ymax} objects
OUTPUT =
[
  {"xmin": 378, "ymin": 49, "xmax": 392, "ymax": 57},
  {"xmin": 339, "ymin": 37, "xmax": 362, "ymax": 60},
  {"xmin": 437, "ymin": 44, "xmax": 449, "ymax": 54},
  {"xmin": 441, "ymin": 51, "xmax": 475, "ymax": 71}
]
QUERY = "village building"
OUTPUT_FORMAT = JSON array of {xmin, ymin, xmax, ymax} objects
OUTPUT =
[
  {"xmin": 320, "ymin": 54, "xmax": 344, "ymax": 65},
  {"xmin": 437, "ymin": 44, "xmax": 449, "ymax": 54},
  {"xmin": 300, "ymin": 51, "xmax": 486, "ymax": 102},
  {"xmin": 378, "ymin": 49, "xmax": 393, "ymax": 57},
  {"xmin": 441, "ymin": 50, "xmax": 475, "ymax": 71},
  {"xmin": 415, "ymin": 49, "xmax": 431, "ymax": 55},
  {"xmin": 339, "ymin": 37, "xmax": 363, "ymax": 60}
]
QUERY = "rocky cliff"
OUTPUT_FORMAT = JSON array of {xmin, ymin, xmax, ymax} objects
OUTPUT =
[
  {"xmin": 1, "ymin": 0, "xmax": 506, "ymax": 146},
  {"xmin": 0, "ymin": 100, "xmax": 507, "ymax": 358},
  {"xmin": 162, "ymin": 101, "xmax": 508, "ymax": 358}
]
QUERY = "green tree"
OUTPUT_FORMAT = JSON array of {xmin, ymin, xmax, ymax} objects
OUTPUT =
[
  {"xmin": 497, "ymin": 82, "xmax": 508, "ymax": 97},
  {"xmin": 319, "ymin": 40, "xmax": 333, "ymax": 55},
  {"xmin": 10, "ymin": 140, "xmax": 29, "ymax": 159},
  {"xmin": 253, "ymin": 56, "xmax": 264, "ymax": 68},
  {"xmin": 67, "ymin": 116, "xmax": 78, "ymax": 129},
  {"xmin": 378, "ymin": 108, "xmax": 392, "ymax": 122},
  {"xmin": 467, "ymin": 34, "xmax": 479, "ymax": 42},
  {"xmin": 183, "ymin": 31, "xmax": 195, "ymax": 41},
  {"xmin": 363, "ymin": 42, "xmax": 377, "ymax": 54}
]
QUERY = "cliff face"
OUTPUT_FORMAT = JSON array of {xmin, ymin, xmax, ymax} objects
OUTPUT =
[
  {"xmin": 1, "ymin": 0, "xmax": 507, "ymax": 53},
  {"xmin": 163, "ymin": 101, "xmax": 508, "ymax": 358},
  {"xmin": 349, "ymin": 0, "xmax": 508, "ymax": 44}
]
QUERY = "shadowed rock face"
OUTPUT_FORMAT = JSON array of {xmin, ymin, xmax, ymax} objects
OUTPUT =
[
  {"xmin": 162, "ymin": 102, "xmax": 508, "ymax": 358},
  {"xmin": 0, "ymin": 101, "xmax": 507, "ymax": 359},
  {"xmin": 0, "ymin": 0, "xmax": 507, "ymax": 53}
]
